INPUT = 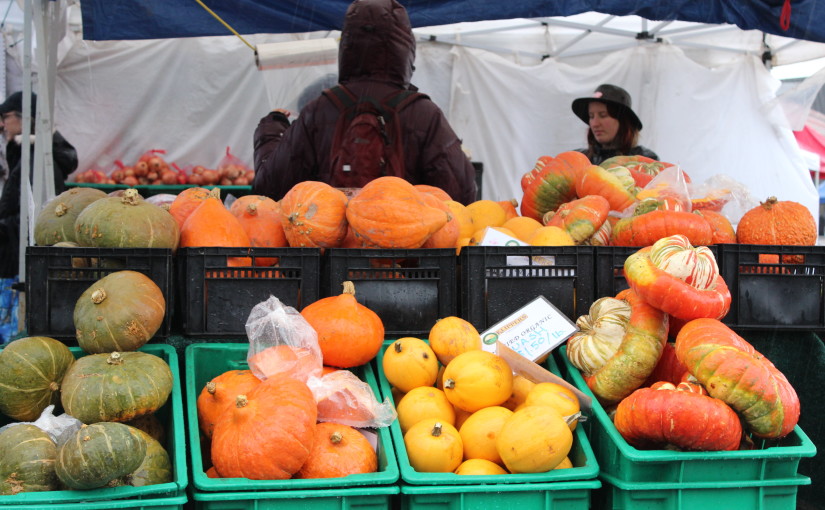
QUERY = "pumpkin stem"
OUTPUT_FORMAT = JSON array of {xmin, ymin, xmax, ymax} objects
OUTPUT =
[
  {"xmin": 330, "ymin": 431, "xmax": 343, "ymax": 444},
  {"xmin": 121, "ymin": 188, "xmax": 141, "ymax": 205},
  {"xmin": 342, "ymin": 281, "xmax": 355, "ymax": 296},
  {"xmin": 444, "ymin": 378, "xmax": 455, "ymax": 389},
  {"xmin": 49, "ymin": 381, "xmax": 60, "ymax": 392},
  {"xmin": 54, "ymin": 202, "xmax": 69, "ymax": 217},
  {"xmin": 107, "ymin": 352, "xmax": 123, "ymax": 365},
  {"xmin": 762, "ymin": 196, "xmax": 778, "ymax": 209},
  {"xmin": 91, "ymin": 288, "xmax": 107, "ymax": 304},
  {"xmin": 208, "ymin": 187, "xmax": 221, "ymax": 200},
  {"xmin": 394, "ymin": 341, "xmax": 403, "ymax": 353},
  {"xmin": 206, "ymin": 381, "xmax": 217, "ymax": 395},
  {"xmin": 236, "ymin": 395, "xmax": 249, "ymax": 408},
  {"xmin": 246, "ymin": 203, "xmax": 258, "ymax": 216},
  {"xmin": 431, "ymin": 422, "xmax": 443, "ymax": 437}
]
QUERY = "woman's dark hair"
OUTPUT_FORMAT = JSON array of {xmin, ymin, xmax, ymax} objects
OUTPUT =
[{"xmin": 584, "ymin": 101, "xmax": 640, "ymax": 160}]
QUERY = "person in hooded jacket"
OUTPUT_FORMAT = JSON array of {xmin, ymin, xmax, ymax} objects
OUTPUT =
[
  {"xmin": 0, "ymin": 91, "xmax": 78, "ymax": 279},
  {"xmin": 252, "ymin": 0, "xmax": 477, "ymax": 205}
]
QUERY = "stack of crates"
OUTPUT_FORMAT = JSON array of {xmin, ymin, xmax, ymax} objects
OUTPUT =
[
  {"xmin": 0, "ymin": 344, "xmax": 188, "ymax": 510},
  {"xmin": 375, "ymin": 342, "xmax": 601, "ymax": 509},
  {"xmin": 185, "ymin": 343, "xmax": 400, "ymax": 509},
  {"xmin": 557, "ymin": 346, "xmax": 817, "ymax": 510}
]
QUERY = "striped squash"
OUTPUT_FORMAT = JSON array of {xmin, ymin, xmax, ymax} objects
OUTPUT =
[
  {"xmin": 34, "ymin": 187, "xmax": 107, "ymax": 245},
  {"xmin": 56, "ymin": 422, "xmax": 146, "ymax": 490},
  {"xmin": 122, "ymin": 428, "xmax": 172, "ymax": 487},
  {"xmin": 0, "ymin": 424, "xmax": 58, "ymax": 494}
]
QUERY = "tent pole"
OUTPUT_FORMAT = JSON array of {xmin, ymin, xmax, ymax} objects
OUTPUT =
[
  {"xmin": 32, "ymin": 0, "xmax": 56, "ymax": 204},
  {"xmin": 18, "ymin": 0, "xmax": 34, "ymax": 285}
]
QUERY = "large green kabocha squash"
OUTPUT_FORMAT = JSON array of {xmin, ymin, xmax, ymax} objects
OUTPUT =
[
  {"xmin": 61, "ymin": 351, "xmax": 173, "ymax": 424},
  {"xmin": 55, "ymin": 422, "xmax": 147, "ymax": 490},
  {"xmin": 121, "ymin": 428, "xmax": 172, "ymax": 487},
  {"xmin": 0, "ymin": 424, "xmax": 59, "ymax": 494},
  {"xmin": 74, "ymin": 188, "xmax": 179, "ymax": 250},
  {"xmin": 34, "ymin": 187, "xmax": 107, "ymax": 246},
  {"xmin": 74, "ymin": 270, "xmax": 166, "ymax": 354},
  {"xmin": 0, "ymin": 336, "xmax": 75, "ymax": 421}
]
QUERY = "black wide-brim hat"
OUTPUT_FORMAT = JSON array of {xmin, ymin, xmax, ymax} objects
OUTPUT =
[{"xmin": 571, "ymin": 84, "xmax": 642, "ymax": 131}]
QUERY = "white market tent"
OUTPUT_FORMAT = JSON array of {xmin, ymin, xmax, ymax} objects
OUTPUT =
[{"xmin": 12, "ymin": 0, "xmax": 825, "ymax": 279}]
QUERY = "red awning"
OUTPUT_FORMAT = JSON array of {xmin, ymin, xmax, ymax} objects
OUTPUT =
[{"xmin": 794, "ymin": 125, "xmax": 825, "ymax": 179}]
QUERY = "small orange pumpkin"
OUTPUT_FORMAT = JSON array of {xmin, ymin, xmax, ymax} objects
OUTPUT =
[
  {"xmin": 230, "ymin": 195, "xmax": 287, "ymax": 266},
  {"xmin": 169, "ymin": 187, "xmax": 212, "ymax": 229},
  {"xmin": 196, "ymin": 369, "xmax": 261, "ymax": 438},
  {"xmin": 279, "ymin": 181, "xmax": 348, "ymax": 248},
  {"xmin": 295, "ymin": 422, "xmax": 377, "ymax": 478},
  {"xmin": 404, "ymin": 419, "xmax": 463, "ymax": 473},
  {"xmin": 300, "ymin": 281, "xmax": 384, "ymax": 368},
  {"xmin": 419, "ymin": 192, "xmax": 460, "ymax": 249},
  {"xmin": 428, "ymin": 316, "xmax": 482, "ymax": 366},
  {"xmin": 736, "ymin": 196, "xmax": 816, "ymax": 246},
  {"xmin": 180, "ymin": 188, "xmax": 252, "ymax": 266}
]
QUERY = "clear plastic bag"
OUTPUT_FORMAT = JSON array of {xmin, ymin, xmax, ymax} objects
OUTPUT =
[
  {"xmin": 0, "ymin": 405, "xmax": 83, "ymax": 446},
  {"xmin": 307, "ymin": 370, "xmax": 397, "ymax": 429},
  {"xmin": 621, "ymin": 165, "xmax": 692, "ymax": 217},
  {"xmin": 245, "ymin": 296, "xmax": 323, "ymax": 382},
  {"xmin": 689, "ymin": 174, "xmax": 758, "ymax": 226}
]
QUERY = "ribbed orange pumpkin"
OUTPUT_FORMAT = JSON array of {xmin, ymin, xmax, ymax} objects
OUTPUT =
[
  {"xmin": 419, "ymin": 192, "xmax": 460, "ymax": 249},
  {"xmin": 169, "ymin": 187, "xmax": 212, "ymax": 229},
  {"xmin": 230, "ymin": 195, "xmax": 287, "ymax": 266},
  {"xmin": 211, "ymin": 375, "xmax": 317, "ymax": 479},
  {"xmin": 300, "ymin": 281, "xmax": 385, "ymax": 368},
  {"xmin": 180, "ymin": 189, "xmax": 252, "ymax": 266},
  {"xmin": 736, "ymin": 196, "xmax": 816, "ymax": 246},
  {"xmin": 415, "ymin": 184, "xmax": 452, "ymax": 201},
  {"xmin": 196, "ymin": 369, "xmax": 261, "ymax": 438},
  {"xmin": 694, "ymin": 209, "xmax": 736, "ymax": 244},
  {"xmin": 295, "ymin": 422, "xmax": 377, "ymax": 478},
  {"xmin": 346, "ymin": 176, "xmax": 449, "ymax": 248},
  {"xmin": 279, "ymin": 181, "xmax": 348, "ymax": 248}
]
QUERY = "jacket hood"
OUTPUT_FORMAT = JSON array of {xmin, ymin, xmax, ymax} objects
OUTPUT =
[{"xmin": 338, "ymin": 0, "xmax": 415, "ymax": 87}]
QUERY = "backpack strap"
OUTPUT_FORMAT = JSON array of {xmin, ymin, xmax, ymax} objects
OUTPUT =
[
  {"xmin": 382, "ymin": 89, "xmax": 429, "ymax": 113},
  {"xmin": 323, "ymin": 85, "xmax": 357, "ymax": 112}
]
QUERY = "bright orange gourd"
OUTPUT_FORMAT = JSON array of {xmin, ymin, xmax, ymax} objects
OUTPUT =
[
  {"xmin": 428, "ymin": 316, "xmax": 482, "ymax": 365},
  {"xmin": 279, "ymin": 181, "xmax": 348, "ymax": 248},
  {"xmin": 736, "ymin": 196, "xmax": 816, "ymax": 246},
  {"xmin": 382, "ymin": 338, "xmax": 439, "ymax": 393},
  {"xmin": 694, "ymin": 209, "xmax": 736, "ymax": 244},
  {"xmin": 295, "ymin": 422, "xmax": 377, "ymax": 478},
  {"xmin": 211, "ymin": 375, "xmax": 317, "ymax": 480},
  {"xmin": 404, "ymin": 419, "xmax": 463, "ymax": 473},
  {"xmin": 169, "ymin": 187, "xmax": 212, "ymax": 229},
  {"xmin": 346, "ymin": 176, "xmax": 449, "ymax": 248},
  {"xmin": 300, "ymin": 281, "xmax": 385, "ymax": 368},
  {"xmin": 196, "ymin": 369, "xmax": 261, "ymax": 438},
  {"xmin": 231, "ymin": 196, "xmax": 287, "ymax": 266},
  {"xmin": 180, "ymin": 189, "xmax": 252, "ymax": 266},
  {"xmin": 543, "ymin": 194, "xmax": 610, "ymax": 243},
  {"xmin": 442, "ymin": 351, "xmax": 513, "ymax": 413},
  {"xmin": 396, "ymin": 386, "xmax": 456, "ymax": 433},
  {"xmin": 419, "ymin": 192, "xmax": 460, "ymax": 249}
]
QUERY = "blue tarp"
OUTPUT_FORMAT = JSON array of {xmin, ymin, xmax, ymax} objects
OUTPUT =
[{"xmin": 80, "ymin": 0, "xmax": 825, "ymax": 44}]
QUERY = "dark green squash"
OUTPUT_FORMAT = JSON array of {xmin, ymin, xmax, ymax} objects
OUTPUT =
[
  {"xmin": 125, "ymin": 413, "xmax": 166, "ymax": 444},
  {"xmin": 0, "ymin": 336, "xmax": 75, "ymax": 421},
  {"xmin": 61, "ymin": 351, "xmax": 173, "ymax": 424},
  {"xmin": 34, "ymin": 187, "xmax": 107, "ymax": 246},
  {"xmin": 0, "ymin": 424, "xmax": 59, "ymax": 494},
  {"xmin": 122, "ymin": 428, "xmax": 172, "ymax": 487},
  {"xmin": 55, "ymin": 422, "xmax": 146, "ymax": 490},
  {"xmin": 74, "ymin": 270, "xmax": 166, "ymax": 353},
  {"xmin": 74, "ymin": 188, "xmax": 180, "ymax": 251}
]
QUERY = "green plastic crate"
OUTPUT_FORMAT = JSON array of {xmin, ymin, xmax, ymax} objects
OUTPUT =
[
  {"xmin": 192, "ymin": 486, "xmax": 399, "ymax": 509},
  {"xmin": 596, "ymin": 474, "xmax": 810, "ymax": 510},
  {"xmin": 185, "ymin": 342, "xmax": 399, "ymax": 491},
  {"xmin": 400, "ymin": 481, "xmax": 600, "ymax": 510},
  {"xmin": 0, "ymin": 343, "xmax": 188, "ymax": 505},
  {"xmin": 557, "ymin": 346, "xmax": 817, "ymax": 484},
  {"xmin": 375, "ymin": 343, "xmax": 600, "ymax": 485},
  {"xmin": 7, "ymin": 490, "xmax": 187, "ymax": 510}
]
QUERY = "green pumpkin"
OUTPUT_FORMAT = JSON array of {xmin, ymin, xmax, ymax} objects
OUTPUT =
[
  {"xmin": 74, "ymin": 188, "xmax": 180, "ymax": 251},
  {"xmin": 0, "ymin": 424, "xmax": 59, "ymax": 494},
  {"xmin": 122, "ymin": 428, "xmax": 172, "ymax": 487},
  {"xmin": 61, "ymin": 351, "xmax": 173, "ymax": 424},
  {"xmin": 74, "ymin": 270, "xmax": 166, "ymax": 354},
  {"xmin": 34, "ymin": 187, "xmax": 108, "ymax": 246},
  {"xmin": 124, "ymin": 413, "xmax": 166, "ymax": 444},
  {"xmin": 55, "ymin": 422, "xmax": 146, "ymax": 490},
  {"xmin": 0, "ymin": 337, "xmax": 75, "ymax": 421}
]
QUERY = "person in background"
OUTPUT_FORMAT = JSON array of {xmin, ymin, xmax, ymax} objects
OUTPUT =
[
  {"xmin": 571, "ymin": 83, "xmax": 659, "ymax": 165},
  {"xmin": 252, "ymin": 0, "xmax": 477, "ymax": 205},
  {"xmin": 0, "ymin": 91, "xmax": 78, "ymax": 342}
]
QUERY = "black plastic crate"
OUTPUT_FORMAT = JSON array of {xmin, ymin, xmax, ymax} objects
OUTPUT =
[
  {"xmin": 718, "ymin": 244, "xmax": 825, "ymax": 331},
  {"xmin": 323, "ymin": 248, "xmax": 457, "ymax": 337},
  {"xmin": 459, "ymin": 245, "xmax": 595, "ymax": 332},
  {"xmin": 594, "ymin": 245, "xmax": 720, "ymax": 300},
  {"xmin": 25, "ymin": 246, "xmax": 174, "ymax": 342},
  {"xmin": 178, "ymin": 247, "xmax": 321, "ymax": 337}
]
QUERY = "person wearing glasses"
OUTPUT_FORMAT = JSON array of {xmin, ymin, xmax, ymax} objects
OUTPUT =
[{"xmin": 0, "ymin": 92, "xmax": 78, "ymax": 340}]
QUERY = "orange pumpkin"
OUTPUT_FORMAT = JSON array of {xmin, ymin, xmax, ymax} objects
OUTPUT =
[
  {"xmin": 211, "ymin": 375, "xmax": 317, "ymax": 480},
  {"xmin": 419, "ymin": 192, "xmax": 461, "ymax": 249},
  {"xmin": 180, "ymin": 189, "xmax": 252, "ymax": 266},
  {"xmin": 496, "ymin": 199, "xmax": 520, "ymax": 220},
  {"xmin": 428, "ymin": 316, "xmax": 482, "ymax": 365},
  {"xmin": 575, "ymin": 164, "xmax": 637, "ymax": 211},
  {"xmin": 694, "ymin": 209, "xmax": 736, "ymax": 244},
  {"xmin": 404, "ymin": 419, "xmax": 463, "ymax": 473},
  {"xmin": 280, "ymin": 181, "xmax": 348, "ymax": 248},
  {"xmin": 415, "ymin": 184, "xmax": 452, "ymax": 201},
  {"xmin": 543, "ymin": 194, "xmax": 610, "ymax": 243},
  {"xmin": 197, "ymin": 369, "xmax": 262, "ymax": 439},
  {"xmin": 230, "ymin": 195, "xmax": 287, "ymax": 266},
  {"xmin": 346, "ymin": 176, "xmax": 449, "ymax": 248},
  {"xmin": 295, "ymin": 422, "xmax": 377, "ymax": 478},
  {"xmin": 169, "ymin": 187, "xmax": 212, "ymax": 229},
  {"xmin": 736, "ymin": 196, "xmax": 816, "ymax": 247},
  {"xmin": 300, "ymin": 281, "xmax": 384, "ymax": 368}
]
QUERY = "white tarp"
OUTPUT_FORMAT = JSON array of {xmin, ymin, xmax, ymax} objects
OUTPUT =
[{"xmin": 50, "ymin": 25, "xmax": 818, "ymax": 224}]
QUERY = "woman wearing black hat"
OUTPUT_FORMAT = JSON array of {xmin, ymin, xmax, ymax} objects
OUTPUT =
[{"xmin": 571, "ymin": 84, "xmax": 659, "ymax": 165}]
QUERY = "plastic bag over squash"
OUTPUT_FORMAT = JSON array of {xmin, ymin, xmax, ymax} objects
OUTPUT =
[
  {"xmin": 245, "ymin": 296, "xmax": 323, "ymax": 382},
  {"xmin": 307, "ymin": 370, "xmax": 396, "ymax": 429}
]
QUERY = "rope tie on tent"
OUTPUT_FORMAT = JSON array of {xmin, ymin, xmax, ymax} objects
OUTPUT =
[
  {"xmin": 780, "ymin": 0, "xmax": 792, "ymax": 31},
  {"xmin": 194, "ymin": 0, "xmax": 255, "ymax": 51}
]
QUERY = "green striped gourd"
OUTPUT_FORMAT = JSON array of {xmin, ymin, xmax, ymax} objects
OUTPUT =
[
  {"xmin": 0, "ymin": 424, "xmax": 58, "ymax": 494},
  {"xmin": 61, "ymin": 351, "xmax": 173, "ymax": 424},
  {"xmin": 34, "ymin": 187, "xmax": 107, "ymax": 245},
  {"xmin": 0, "ymin": 336, "xmax": 75, "ymax": 421},
  {"xmin": 122, "ymin": 428, "xmax": 172, "ymax": 487},
  {"xmin": 55, "ymin": 422, "xmax": 146, "ymax": 490}
]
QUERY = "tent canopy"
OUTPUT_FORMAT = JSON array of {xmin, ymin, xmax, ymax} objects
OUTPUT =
[{"xmin": 80, "ymin": 0, "xmax": 822, "ymax": 45}]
